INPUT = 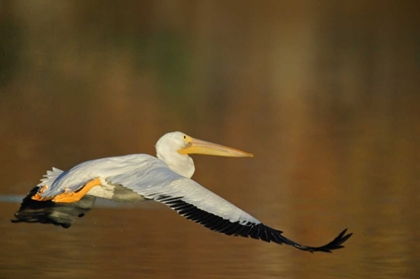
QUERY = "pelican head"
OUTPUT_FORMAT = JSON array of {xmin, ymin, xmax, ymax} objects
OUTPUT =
[{"xmin": 156, "ymin": 131, "xmax": 253, "ymax": 178}]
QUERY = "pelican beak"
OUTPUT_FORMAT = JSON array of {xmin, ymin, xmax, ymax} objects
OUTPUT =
[{"xmin": 178, "ymin": 136, "xmax": 253, "ymax": 157}]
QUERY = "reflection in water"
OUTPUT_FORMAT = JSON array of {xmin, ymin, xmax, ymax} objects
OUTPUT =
[{"xmin": 0, "ymin": 1, "xmax": 419, "ymax": 279}]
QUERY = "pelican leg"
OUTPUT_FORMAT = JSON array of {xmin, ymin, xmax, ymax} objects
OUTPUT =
[
  {"xmin": 31, "ymin": 185, "xmax": 52, "ymax": 201},
  {"xmin": 52, "ymin": 178, "xmax": 101, "ymax": 203}
]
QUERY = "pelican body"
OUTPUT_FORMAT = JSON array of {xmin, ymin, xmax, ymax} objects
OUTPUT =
[{"xmin": 12, "ymin": 132, "xmax": 352, "ymax": 253}]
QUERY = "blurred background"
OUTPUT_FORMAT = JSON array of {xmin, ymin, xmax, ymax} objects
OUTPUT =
[{"xmin": 0, "ymin": 1, "xmax": 419, "ymax": 278}]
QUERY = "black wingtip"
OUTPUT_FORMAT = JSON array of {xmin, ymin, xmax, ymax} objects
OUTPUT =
[
  {"xmin": 154, "ymin": 195, "xmax": 352, "ymax": 253},
  {"xmin": 271, "ymin": 227, "xmax": 353, "ymax": 253},
  {"xmin": 310, "ymin": 228, "xmax": 353, "ymax": 253}
]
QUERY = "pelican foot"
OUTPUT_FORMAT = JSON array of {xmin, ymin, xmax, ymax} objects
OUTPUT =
[
  {"xmin": 31, "ymin": 185, "xmax": 52, "ymax": 201},
  {"xmin": 52, "ymin": 178, "xmax": 101, "ymax": 203}
]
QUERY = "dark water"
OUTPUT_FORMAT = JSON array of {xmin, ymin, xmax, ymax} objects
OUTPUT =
[
  {"xmin": 0, "ymin": 1, "xmax": 419, "ymax": 278},
  {"xmin": 1, "ymin": 188, "xmax": 419, "ymax": 279}
]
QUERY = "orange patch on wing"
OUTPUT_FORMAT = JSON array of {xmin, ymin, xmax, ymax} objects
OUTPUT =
[{"xmin": 52, "ymin": 178, "xmax": 101, "ymax": 203}]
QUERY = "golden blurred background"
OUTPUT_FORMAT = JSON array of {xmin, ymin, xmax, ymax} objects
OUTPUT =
[{"xmin": 0, "ymin": 1, "xmax": 419, "ymax": 279}]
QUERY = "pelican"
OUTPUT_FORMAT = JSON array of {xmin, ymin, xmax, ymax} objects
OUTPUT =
[{"xmin": 12, "ymin": 131, "xmax": 352, "ymax": 253}]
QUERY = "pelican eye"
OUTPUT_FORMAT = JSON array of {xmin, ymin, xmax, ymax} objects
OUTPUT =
[{"xmin": 183, "ymin": 135, "xmax": 192, "ymax": 143}]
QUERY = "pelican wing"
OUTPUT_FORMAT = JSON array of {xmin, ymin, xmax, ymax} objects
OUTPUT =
[{"xmin": 108, "ymin": 167, "xmax": 352, "ymax": 253}]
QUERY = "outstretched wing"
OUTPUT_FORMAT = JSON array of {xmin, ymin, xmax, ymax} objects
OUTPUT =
[
  {"xmin": 12, "ymin": 186, "xmax": 96, "ymax": 228},
  {"xmin": 108, "ymin": 167, "xmax": 352, "ymax": 253}
]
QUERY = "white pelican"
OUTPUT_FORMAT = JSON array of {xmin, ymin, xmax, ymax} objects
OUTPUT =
[{"xmin": 12, "ymin": 131, "xmax": 352, "ymax": 253}]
